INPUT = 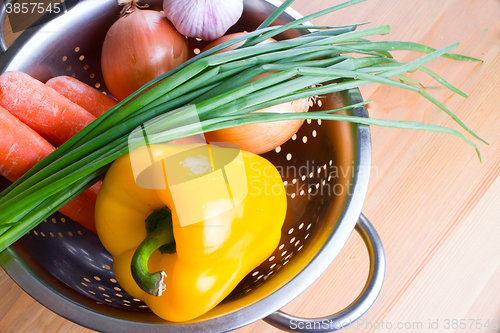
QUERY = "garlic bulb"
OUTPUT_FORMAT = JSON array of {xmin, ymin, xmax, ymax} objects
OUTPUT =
[{"xmin": 163, "ymin": 0, "xmax": 244, "ymax": 41}]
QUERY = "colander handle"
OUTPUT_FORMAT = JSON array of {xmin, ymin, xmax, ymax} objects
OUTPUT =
[{"xmin": 264, "ymin": 213, "xmax": 386, "ymax": 333}]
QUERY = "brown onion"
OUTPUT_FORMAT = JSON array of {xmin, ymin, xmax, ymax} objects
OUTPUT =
[
  {"xmin": 101, "ymin": 5, "xmax": 189, "ymax": 101},
  {"xmin": 202, "ymin": 33, "xmax": 309, "ymax": 155},
  {"xmin": 204, "ymin": 98, "xmax": 309, "ymax": 154}
]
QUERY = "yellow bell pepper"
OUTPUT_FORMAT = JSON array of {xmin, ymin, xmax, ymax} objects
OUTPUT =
[{"xmin": 95, "ymin": 143, "xmax": 286, "ymax": 322}]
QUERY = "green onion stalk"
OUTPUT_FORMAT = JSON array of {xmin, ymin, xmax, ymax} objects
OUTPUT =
[{"xmin": 0, "ymin": 0, "xmax": 485, "ymax": 252}]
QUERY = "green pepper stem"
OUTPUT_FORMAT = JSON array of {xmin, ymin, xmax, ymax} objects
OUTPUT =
[{"xmin": 131, "ymin": 217, "xmax": 175, "ymax": 296}]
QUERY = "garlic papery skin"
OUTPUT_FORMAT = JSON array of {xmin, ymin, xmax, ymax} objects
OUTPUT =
[{"xmin": 163, "ymin": 0, "xmax": 244, "ymax": 41}]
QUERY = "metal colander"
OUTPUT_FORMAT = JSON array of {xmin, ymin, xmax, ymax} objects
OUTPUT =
[{"xmin": 0, "ymin": 0, "xmax": 385, "ymax": 332}]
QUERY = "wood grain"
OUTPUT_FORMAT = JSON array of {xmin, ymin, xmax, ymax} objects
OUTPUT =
[{"xmin": 1, "ymin": 0, "xmax": 500, "ymax": 332}]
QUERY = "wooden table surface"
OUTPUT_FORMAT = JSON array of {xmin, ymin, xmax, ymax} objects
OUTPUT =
[{"xmin": 1, "ymin": 0, "xmax": 500, "ymax": 332}]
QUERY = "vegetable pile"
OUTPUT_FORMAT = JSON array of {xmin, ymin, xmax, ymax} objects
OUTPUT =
[
  {"xmin": 0, "ymin": 0, "xmax": 484, "ymax": 264},
  {"xmin": 0, "ymin": 0, "xmax": 486, "ymax": 323}
]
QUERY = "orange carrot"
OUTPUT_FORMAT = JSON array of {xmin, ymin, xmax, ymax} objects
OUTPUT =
[
  {"xmin": 0, "ymin": 106, "xmax": 99, "ymax": 233},
  {"xmin": 0, "ymin": 71, "xmax": 96, "ymax": 147},
  {"xmin": 0, "ymin": 106, "xmax": 54, "ymax": 181},
  {"xmin": 58, "ymin": 182, "xmax": 100, "ymax": 233},
  {"xmin": 46, "ymin": 76, "xmax": 118, "ymax": 118}
]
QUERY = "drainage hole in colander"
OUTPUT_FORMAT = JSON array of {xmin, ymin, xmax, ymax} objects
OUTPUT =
[{"xmin": 82, "ymin": 274, "xmax": 150, "ymax": 309}]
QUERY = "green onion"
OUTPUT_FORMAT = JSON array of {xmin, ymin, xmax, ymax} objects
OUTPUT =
[{"xmin": 0, "ymin": 0, "xmax": 485, "ymax": 252}]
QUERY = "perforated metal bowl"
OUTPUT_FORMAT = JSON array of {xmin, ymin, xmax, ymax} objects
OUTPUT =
[{"xmin": 0, "ymin": 0, "xmax": 385, "ymax": 332}]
